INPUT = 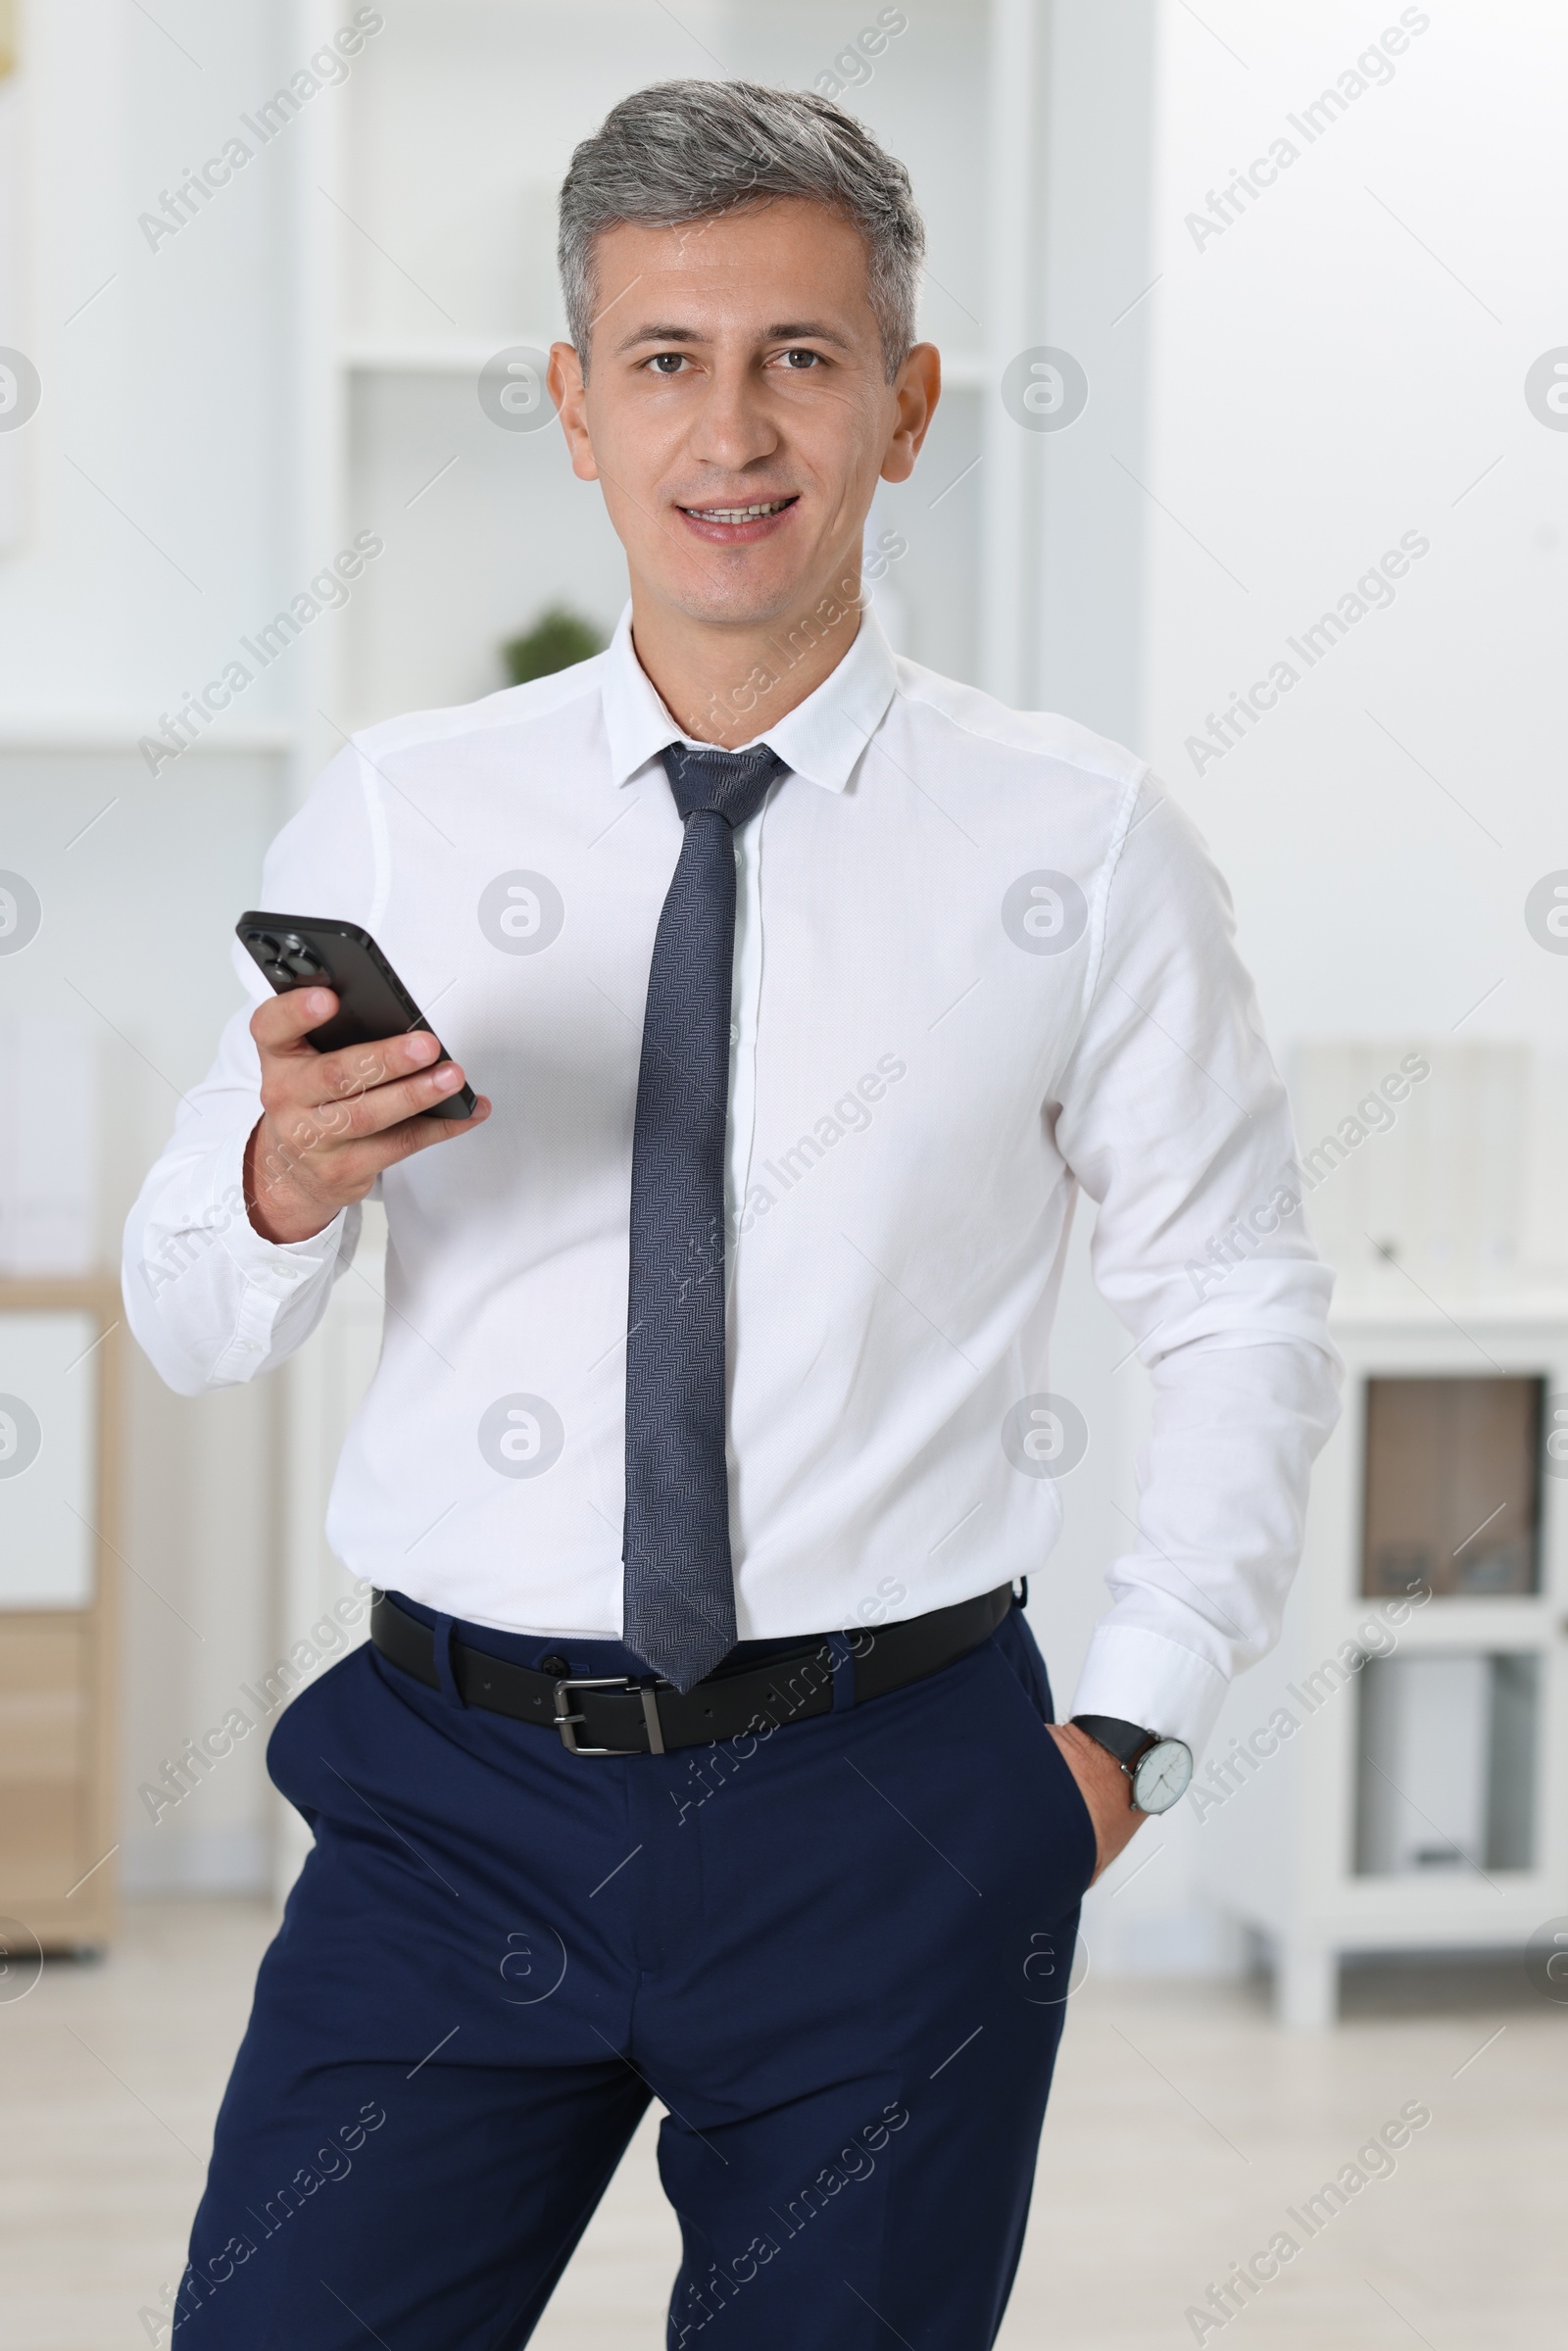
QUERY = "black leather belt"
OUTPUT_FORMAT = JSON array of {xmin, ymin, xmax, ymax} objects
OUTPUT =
[{"xmin": 369, "ymin": 1584, "xmax": 1017, "ymax": 1757}]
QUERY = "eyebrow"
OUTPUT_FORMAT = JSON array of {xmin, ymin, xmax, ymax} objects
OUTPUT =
[{"xmin": 612, "ymin": 319, "xmax": 856, "ymax": 355}]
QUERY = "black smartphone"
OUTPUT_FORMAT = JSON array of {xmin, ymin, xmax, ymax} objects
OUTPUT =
[{"xmin": 235, "ymin": 911, "xmax": 478, "ymax": 1120}]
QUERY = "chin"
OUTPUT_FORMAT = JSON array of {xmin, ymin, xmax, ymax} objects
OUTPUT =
[{"xmin": 662, "ymin": 566, "xmax": 813, "ymax": 632}]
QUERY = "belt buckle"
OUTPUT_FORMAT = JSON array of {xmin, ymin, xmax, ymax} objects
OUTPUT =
[{"xmin": 552, "ymin": 1674, "xmax": 667, "ymax": 1757}]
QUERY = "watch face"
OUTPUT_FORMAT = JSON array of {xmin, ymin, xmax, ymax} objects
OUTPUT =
[{"xmin": 1131, "ymin": 1739, "xmax": 1193, "ymax": 1815}]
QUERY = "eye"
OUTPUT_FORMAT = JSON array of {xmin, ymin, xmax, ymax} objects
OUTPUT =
[
  {"xmin": 644, "ymin": 352, "xmax": 688, "ymax": 375},
  {"xmin": 776, "ymin": 348, "xmax": 822, "ymax": 370}
]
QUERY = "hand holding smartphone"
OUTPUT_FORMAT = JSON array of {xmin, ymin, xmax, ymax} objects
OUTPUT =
[{"xmin": 235, "ymin": 912, "xmax": 489, "ymax": 1246}]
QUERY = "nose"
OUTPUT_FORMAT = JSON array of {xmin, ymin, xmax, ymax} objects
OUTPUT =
[{"xmin": 685, "ymin": 356, "xmax": 783, "ymax": 477}]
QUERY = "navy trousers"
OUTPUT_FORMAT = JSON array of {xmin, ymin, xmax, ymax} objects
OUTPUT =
[{"xmin": 172, "ymin": 1597, "xmax": 1095, "ymax": 2349}]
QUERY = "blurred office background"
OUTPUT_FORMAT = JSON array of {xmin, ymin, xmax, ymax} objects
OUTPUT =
[{"xmin": 2, "ymin": 2, "xmax": 1567, "ymax": 2344}]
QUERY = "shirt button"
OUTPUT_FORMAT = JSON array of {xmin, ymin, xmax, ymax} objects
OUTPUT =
[{"xmin": 729, "ymin": 1023, "xmax": 740, "ymax": 1043}]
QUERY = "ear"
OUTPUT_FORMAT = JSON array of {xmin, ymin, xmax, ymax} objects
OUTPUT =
[
  {"xmin": 549, "ymin": 341, "xmax": 599, "ymax": 482},
  {"xmin": 880, "ymin": 343, "xmax": 942, "ymax": 485}
]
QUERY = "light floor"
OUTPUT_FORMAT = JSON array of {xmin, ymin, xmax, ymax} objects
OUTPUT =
[{"xmin": 3, "ymin": 1900, "xmax": 1563, "ymax": 2349}]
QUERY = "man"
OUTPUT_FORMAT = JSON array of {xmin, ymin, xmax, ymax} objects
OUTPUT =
[{"xmin": 126, "ymin": 78, "xmax": 1339, "ymax": 2350}]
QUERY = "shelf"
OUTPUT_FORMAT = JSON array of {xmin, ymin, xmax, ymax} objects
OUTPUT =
[
  {"xmin": 0, "ymin": 720, "xmax": 298, "ymax": 755},
  {"xmin": 1330, "ymin": 1287, "xmax": 1568, "ymax": 1330},
  {"xmin": 0, "ymin": 1287, "xmax": 122, "ymax": 1946},
  {"xmin": 1311, "ymin": 1884, "xmax": 1559, "ymax": 1938},
  {"xmin": 343, "ymin": 339, "xmax": 558, "ymax": 374},
  {"xmin": 0, "ymin": 1275, "xmax": 122, "ymax": 1311},
  {"xmin": 1361, "ymin": 1372, "xmax": 1543, "ymax": 1601},
  {"xmin": 1331, "ymin": 1600, "xmax": 1559, "ymax": 1640},
  {"xmin": 1355, "ymin": 1648, "xmax": 1539, "ymax": 1876}
]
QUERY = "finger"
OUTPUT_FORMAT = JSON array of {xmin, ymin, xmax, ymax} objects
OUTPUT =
[
  {"xmin": 304, "ymin": 1029, "xmax": 445, "ymax": 1105},
  {"xmin": 251, "ymin": 992, "xmax": 445, "ymax": 1096},
  {"xmin": 259, "ymin": 1093, "xmax": 491, "ymax": 1200},
  {"xmin": 420, "ymin": 1095, "xmax": 486, "ymax": 1133},
  {"xmin": 254, "ymin": 1063, "xmax": 475, "ymax": 1189},
  {"xmin": 257, "ymin": 1010, "xmax": 446, "ymax": 1112},
  {"xmin": 250, "ymin": 986, "xmax": 339, "ymax": 1050},
  {"xmin": 299, "ymin": 1056, "xmax": 474, "ymax": 1142},
  {"xmin": 388, "ymin": 1094, "xmax": 493, "ymax": 1153}
]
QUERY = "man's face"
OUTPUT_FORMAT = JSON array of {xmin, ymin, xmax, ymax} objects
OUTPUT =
[{"xmin": 550, "ymin": 196, "xmax": 936, "ymax": 632}]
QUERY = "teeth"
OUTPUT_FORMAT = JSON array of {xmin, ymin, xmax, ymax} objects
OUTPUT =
[{"xmin": 690, "ymin": 500, "xmax": 791, "ymax": 521}]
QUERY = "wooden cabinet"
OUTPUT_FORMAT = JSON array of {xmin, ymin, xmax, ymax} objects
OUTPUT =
[{"xmin": 0, "ymin": 1279, "xmax": 121, "ymax": 1952}]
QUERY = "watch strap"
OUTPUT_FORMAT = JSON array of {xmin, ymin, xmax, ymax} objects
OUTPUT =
[{"xmin": 1070, "ymin": 1713, "xmax": 1154, "ymax": 1769}]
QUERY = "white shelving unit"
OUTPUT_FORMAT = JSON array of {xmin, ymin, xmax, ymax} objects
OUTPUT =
[
  {"xmin": 0, "ymin": 1280, "xmax": 122, "ymax": 1952},
  {"xmin": 1197, "ymin": 1295, "xmax": 1568, "ymax": 2026}
]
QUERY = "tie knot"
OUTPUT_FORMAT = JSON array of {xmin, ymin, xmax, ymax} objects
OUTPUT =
[{"xmin": 661, "ymin": 741, "xmax": 788, "ymax": 830}]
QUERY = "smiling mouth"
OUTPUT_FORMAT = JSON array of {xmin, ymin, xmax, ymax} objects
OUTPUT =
[{"xmin": 677, "ymin": 496, "xmax": 799, "ymax": 523}]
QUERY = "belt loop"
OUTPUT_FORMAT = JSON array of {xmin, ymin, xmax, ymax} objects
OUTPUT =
[
  {"xmin": 826, "ymin": 1632, "xmax": 857, "ymax": 1712},
  {"xmin": 429, "ymin": 1612, "xmax": 467, "ymax": 1711}
]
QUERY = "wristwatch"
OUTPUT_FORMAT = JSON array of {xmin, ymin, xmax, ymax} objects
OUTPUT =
[{"xmin": 1071, "ymin": 1714, "xmax": 1194, "ymax": 1815}]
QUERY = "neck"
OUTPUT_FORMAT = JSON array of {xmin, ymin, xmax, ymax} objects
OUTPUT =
[{"xmin": 628, "ymin": 568, "xmax": 865, "ymax": 749}]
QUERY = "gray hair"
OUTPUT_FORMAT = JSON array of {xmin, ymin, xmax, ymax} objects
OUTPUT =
[{"xmin": 558, "ymin": 80, "xmax": 926, "ymax": 383}]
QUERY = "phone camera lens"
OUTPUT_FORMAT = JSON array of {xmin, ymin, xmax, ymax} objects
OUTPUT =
[{"xmin": 277, "ymin": 934, "xmax": 325, "ymax": 983}]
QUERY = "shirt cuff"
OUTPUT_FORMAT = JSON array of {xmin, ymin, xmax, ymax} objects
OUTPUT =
[
  {"xmin": 1068, "ymin": 1622, "xmax": 1232, "ymax": 1759},
  {"xmin": 218, "ymin": 1191, "xmax": 348, "ymax": 1284},
  {"xmin": 153, "ymin": 1117, "xmax": 347, "ymax": 1355},
  {"xmin": 187, "ymin": 1118, "xmax": 345, "ymax": 1283},
  {"xmin": 214, "ymin": 1126, "xmax": 351, "ymax": 1379}
]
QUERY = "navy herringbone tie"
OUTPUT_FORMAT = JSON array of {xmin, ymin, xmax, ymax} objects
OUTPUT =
[{"xmin": 622, "ymin": 740, "xmax": 788, "ymax": 1692}]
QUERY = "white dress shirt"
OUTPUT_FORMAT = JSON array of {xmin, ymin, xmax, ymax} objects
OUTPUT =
[{"xmin": 123, "ymin": 601, "xmax": 1341, "ymax": 1752}]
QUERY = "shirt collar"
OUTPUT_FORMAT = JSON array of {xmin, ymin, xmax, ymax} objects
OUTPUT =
[{"xmin": 600, "ymin": 595, "xmax": 899, "ymax": 795}]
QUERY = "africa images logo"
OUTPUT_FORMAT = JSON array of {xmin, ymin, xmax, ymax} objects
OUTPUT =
[{"xmin": 478, "ymin": 1396, "xmax": 565, "ymax": 1479}]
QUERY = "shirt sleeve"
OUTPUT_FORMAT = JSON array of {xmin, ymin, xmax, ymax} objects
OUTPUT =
[
  {"xmin": 121, "ymin": 741, "xmax": 379, "ymax": 1396},
  {"xmin": 1053, "ymin": 776, "xmax": 1344, "ymax": 1756}
]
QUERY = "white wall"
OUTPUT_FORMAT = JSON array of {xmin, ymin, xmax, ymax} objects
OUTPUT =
[
  {"xmin": 0, "ymin": 0, "xmax": 312, "ymax": 1892},
  {"xmin": 0, "ymin": 1, "xmax": 296, "ymax": 720},
  {"xmin": 1066, "ymin": 0, "xmax": 1568, "ymax": 1975},
  {"xmin": 1143, "ymin": 1, "xmax": 1568, "ymax": 1061}
]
